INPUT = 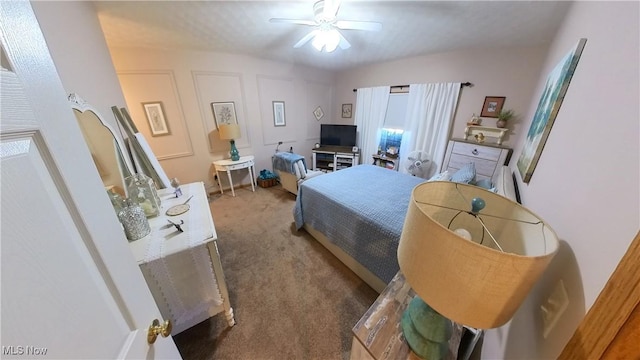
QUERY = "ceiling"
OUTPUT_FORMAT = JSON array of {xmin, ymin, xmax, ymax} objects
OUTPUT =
[{"xmin": 94, "ymin": 1, "xmax": 571, "ymax": 72}]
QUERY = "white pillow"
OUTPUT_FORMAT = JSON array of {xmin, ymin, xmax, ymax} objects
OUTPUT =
[
  {"xmin": 427, "ymin": 170, "xmax": 452, "ymax": 182},
  {"xmin": 494, "ymin": 166, "xmax": 517, "ymax": 201},
  {"xmin": 296, "ymin": 161, "xmax": 307, "ymax": 179}
]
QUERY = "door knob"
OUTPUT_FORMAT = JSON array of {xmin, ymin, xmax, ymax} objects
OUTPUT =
[{"xmin": 147, "ymin": 319, "xmax": 172, "ymax": 344}]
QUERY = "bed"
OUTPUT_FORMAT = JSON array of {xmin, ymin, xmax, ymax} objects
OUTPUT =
[{"xmin": 293, "ymin": 164, "xmax": 517, "ymax": 293}]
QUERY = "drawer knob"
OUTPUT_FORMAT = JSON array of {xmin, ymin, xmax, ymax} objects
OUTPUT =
[{"xmin": 472, "ymin": 149, "xmax": 479, "ymax": 155}]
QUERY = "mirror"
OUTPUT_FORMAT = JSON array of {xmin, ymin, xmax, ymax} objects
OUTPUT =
[
  {"xmin": 112, "ymin": 107, "xmax": 171, "ymax": 189},
  {"xmin": 69, "ymin": 93, "xmax": 134, "ymax": 196}
]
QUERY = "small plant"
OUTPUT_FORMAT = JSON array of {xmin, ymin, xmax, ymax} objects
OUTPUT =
[{"xmin": 498, "ymin": 109, "xmax": 514, "ymax": 121}]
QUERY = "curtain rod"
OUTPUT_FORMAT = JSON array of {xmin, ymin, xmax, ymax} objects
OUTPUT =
[{"xmin": 352, "ymin": 82, "xmax": 473, "ymax": 92}]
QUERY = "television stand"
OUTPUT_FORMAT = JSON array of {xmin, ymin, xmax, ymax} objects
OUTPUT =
[{"xmin": 312, "ymin": 146, "xmax": 360, "ymax": 172}]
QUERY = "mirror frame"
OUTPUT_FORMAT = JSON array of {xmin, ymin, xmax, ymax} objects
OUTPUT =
[{"xmin": 68, "ymin": 93, "xmax": 135, "ymax": 194}]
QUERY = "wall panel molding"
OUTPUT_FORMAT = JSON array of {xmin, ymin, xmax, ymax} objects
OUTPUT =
[
  {"xmin": 117, "ymin": 70, "xmax": 193, "ymax": 160},
  {"xmin": 192, "ymin": 71, "xmax": 249, "ymax": 154},
  {"xmin": 304, "ymin": 79, "xmax": 333, "ymax": 141},
  {"xmin": 256, "ymin": 74, "xmax": 296, "ymax": 146}
]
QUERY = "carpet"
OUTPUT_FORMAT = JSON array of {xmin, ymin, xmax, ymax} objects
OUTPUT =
[{"xmin": 173, "ymin": 184, "xmax": 378, "ymax": 360}]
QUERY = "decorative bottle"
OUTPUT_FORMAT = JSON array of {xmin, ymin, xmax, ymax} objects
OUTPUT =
[
  {"xmin": 125, "ymin": 173, "xmax": 161, "ymax": 218},
  {"xmin": 106, "ymin": 189, "xmax": 125, "ymax": 216},
  {"xmin": 118, "ymin": 198, "xmax": 151, "ymax": 241}
]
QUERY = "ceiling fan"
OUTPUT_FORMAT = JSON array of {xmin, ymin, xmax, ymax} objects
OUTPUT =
[{"xmin": 269, "ymin": 0, "xmax": 382, "ymax": 52}]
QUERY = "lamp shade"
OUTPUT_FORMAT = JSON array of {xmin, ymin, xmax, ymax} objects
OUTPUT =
[
  {"xmin": 218, "ymin": 124, "xmax": 241, "ymax": 140},
  {"xmin": 397, "ymin": 181, "xmax": 558, "ymax": 329}
]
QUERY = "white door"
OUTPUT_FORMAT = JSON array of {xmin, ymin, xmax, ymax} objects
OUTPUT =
[{"xmin": 0, "ymin": 2, "xmax": 181, "ymax": 359}]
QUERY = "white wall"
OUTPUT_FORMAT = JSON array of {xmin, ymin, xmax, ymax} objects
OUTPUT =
[
  {"xmin": 333, "ymin": 45, "xmax": 549, "ymax": 148},
  {"xmin": 32, "ymin": 2, "xmax": 127, "ymax": 135},
  {"xmin": 109, "ymin": 47, "xmax": 335, "ymax": 192},
  {"xmin": 488, "ymin": 2, "xmax": 639, "ymax": 358}
]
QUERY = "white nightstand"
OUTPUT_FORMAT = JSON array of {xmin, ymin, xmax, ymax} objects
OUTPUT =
[{"xmin": 213, "ymin": 155, "xmax": 256, "ymax": 197}]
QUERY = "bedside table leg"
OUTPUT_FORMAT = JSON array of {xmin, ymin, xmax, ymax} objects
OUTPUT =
[
  {"xmin": 226, "ymin": 169, "xmax": 235, "ymax": 197},
  {"xmin": 248, "ymin": 165, "xmax": 255, "ymax": 192},
  {"xmin": 216, "ymin": 169, "xmax": 224, "ymax": 195}
]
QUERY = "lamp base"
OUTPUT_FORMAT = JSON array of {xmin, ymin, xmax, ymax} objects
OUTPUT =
[
  {"xmin": 401, "ymin": 297, "xmax": 452, "ymax": 360},
  {"xmin": 229, "ymin": 139, "xmax": 240, "ymax": 161}
]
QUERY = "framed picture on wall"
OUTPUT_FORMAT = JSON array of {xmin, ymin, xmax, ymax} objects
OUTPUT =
[
  {"xmin": 480, "ymin": 96, "xmax": 505, "ymax": 118},
  {"xmin": 142, "ymin": 101, "xmax": 170, "ymax": 136},
  {"xmin": 342, "ymin": 103, "xmax": 353, "ymax": 118},
  {"xmin": 211, "ymin": 101, "xmax": 238, "ymax": 129},
  {"xmin": 313, "ymin": 106, "xmax": 324, "ymax": 121},
  {"xmin": 517, "ymin": 38, "xmax": 587, "ymax": 183},
  {"xmin": 273, "ymin": 101, "xmax": 286, "ymax": 127}
]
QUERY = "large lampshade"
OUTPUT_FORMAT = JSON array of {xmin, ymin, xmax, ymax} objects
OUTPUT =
[
  {"xmin": 218, "ymin": 124, "xmax": 241, "ymax": 161},
  {"xmin": 218, "ymin": 124, "xmax": 241, "ymax": 140},
  {"xmin": 398, "ymin": 181, "xmax": 559, "ymax": 329}
]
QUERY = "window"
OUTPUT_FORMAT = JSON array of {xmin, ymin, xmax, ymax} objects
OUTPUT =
[
  {"xmin": 378, "ymin": 128, "xmax": 403, "ymax": 153},
  {"xmin": 378, "ymin": 93, "xmax": 408, "ymax": 154}
]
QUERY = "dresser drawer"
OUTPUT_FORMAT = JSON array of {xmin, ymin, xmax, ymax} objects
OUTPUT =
[
  {"xmin": 448, "ymin": 154, "xmax": 498, "ymax": 178},
  {"xmin": 452, "ymin": 142, "xmax": 503, "ymax": 161}
]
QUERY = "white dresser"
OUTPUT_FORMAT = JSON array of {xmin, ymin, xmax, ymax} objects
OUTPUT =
[
  {"xmin": 441, "ymin": 139, "xmax": 512, "ymax": 181},
  {"xmin": 128, "ymin": 182, "xmax": 235, "ymax": 334}
]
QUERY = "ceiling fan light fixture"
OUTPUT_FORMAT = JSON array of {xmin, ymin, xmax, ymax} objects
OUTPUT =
[
  {"xmin": 311, "ymin": 29, "xmax": 340, "ymax": 53},
  {"xmin": 324, "ymin": 29, "xmax": 340, "ymax": 52},
  {"xmin": 312, "ymin": 34, "xmax": 325, "ymax": 51},
  {"xmin": 270, "ymin": 0, "xmax": 379, "ymax": 52}
]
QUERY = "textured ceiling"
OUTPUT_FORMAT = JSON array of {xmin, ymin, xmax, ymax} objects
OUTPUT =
[{"xmin": 94, "ymin": 1, "xmax": 571, "ymax": 71}]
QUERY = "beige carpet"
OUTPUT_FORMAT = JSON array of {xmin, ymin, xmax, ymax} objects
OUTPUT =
[{"xmin": 173, "ymin": 184, "xmax": 378, "ymax": 360}]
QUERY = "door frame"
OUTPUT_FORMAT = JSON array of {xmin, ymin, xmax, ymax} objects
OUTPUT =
[{"xmin": 559, "ymin": 230, "xmax": 640, "ymax": 358}]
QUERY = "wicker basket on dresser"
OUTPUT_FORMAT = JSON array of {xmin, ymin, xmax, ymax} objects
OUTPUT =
[{"xmin": 441, "ymin": 139, "xmax": 512, "ymax": 181}]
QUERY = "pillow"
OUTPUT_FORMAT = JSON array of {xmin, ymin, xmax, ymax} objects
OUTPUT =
[
  {"xmin": 475, "ymin": 178, "xmax": 493, "ymax": 190},
  {"xmin": 296, "ymin": 161, "xmax": 307, "ymax": 179},
  {"xmin": 451, "ymin": 162, "xmax": 476, "ymax": 184},
  {"xmin": 427, "ymin": 170, "xmax": 452, "ymax": 182},
  {"xmin": 494, "ymin": 166, "xmax": 518, "ymax": 201}
]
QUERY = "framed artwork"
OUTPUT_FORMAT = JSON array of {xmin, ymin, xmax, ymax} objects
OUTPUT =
[
  {"xmin": 480, "ymin": 96, "xmax": 506, "ymax": 118},
  {"xmin": 142, "ymin": 102, "xmax": 170, "ymax": 136},
  {"xmin": 211, "ymin": 102, "xmax": 238, "ymax": 129},
  {"xmin": 517, "ymin": 38, "xmax": 586, "ymax": 183},
  {"xmin": 342, "ymin": 103, "xmax": 353, "ymax": 118},
  {"xmin": 313, "ymin": 106, "xmax": 324, "ymax": 121},
  {"xmin": 273, "ymin": 101, "xmax": 286, "ymax": 127}
]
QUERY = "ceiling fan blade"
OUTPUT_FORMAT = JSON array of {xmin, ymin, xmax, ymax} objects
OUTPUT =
[
  {"xmin": 269, "ymin": 18, "xmax": 317, "ymax": 26},
  {"xmin": 337, "ymin": 31, "xmax": 351, "ymax": 50},
  {"xmin": 323, "ymin": 0, "xmax": 342, "ymax": 19},
  {"xmin": 336, "ymin": 20, "xmax": 382, "ymax": 31},
  {"xmin": 293, "ymin": 30, "xmax": 319, "ymax": 48}
]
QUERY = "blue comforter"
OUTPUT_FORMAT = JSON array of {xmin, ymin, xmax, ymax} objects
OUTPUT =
[{"xmin": 293, "ymin": 165, "xmax": 425, "ymax": 283}]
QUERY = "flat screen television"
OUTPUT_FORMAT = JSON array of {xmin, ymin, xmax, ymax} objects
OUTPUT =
[{"xmin": 320, "ymin": 124, "xmax": 357, "ymax": 147}]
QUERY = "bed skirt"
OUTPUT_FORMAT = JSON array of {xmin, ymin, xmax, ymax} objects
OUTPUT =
[{"xmin": 303, "ymin": 224, "xmax": 387, "ymax": 293}]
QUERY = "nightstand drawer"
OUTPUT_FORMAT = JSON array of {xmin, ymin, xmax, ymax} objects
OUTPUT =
[{"xmin": 452, "ymin": 142, "xmax": 503, "ymax": 161}]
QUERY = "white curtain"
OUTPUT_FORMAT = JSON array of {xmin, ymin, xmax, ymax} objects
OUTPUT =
[
  {"xmin": 354, "ymin": 86, "xmax": 390, "ymax": 164},
  {"xmin": 399, "ymin": 83, "xmax": 461, "ymax": 177}
]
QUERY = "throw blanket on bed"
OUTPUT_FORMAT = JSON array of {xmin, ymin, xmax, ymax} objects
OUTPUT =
[
  {"xmin": 273, "ymin": 152, "xmax": 307, "ymax": 174},
  {"xmin": 293, "ymin": 165, "xmax": 425, "ymax": 283}
]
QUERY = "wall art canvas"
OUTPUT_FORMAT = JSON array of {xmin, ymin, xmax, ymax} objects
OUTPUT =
[{"xmin": 517, "ymin": 38, "xmax": 586, "ymax": 183}]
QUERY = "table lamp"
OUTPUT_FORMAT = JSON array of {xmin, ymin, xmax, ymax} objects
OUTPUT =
[
  {"xmin": 218, "ymin": 124, "xmax": 241, "ymax": 161},
  {"xmin": 397, "ymin": 181, "xmax": 559, "ymax": 359}
]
